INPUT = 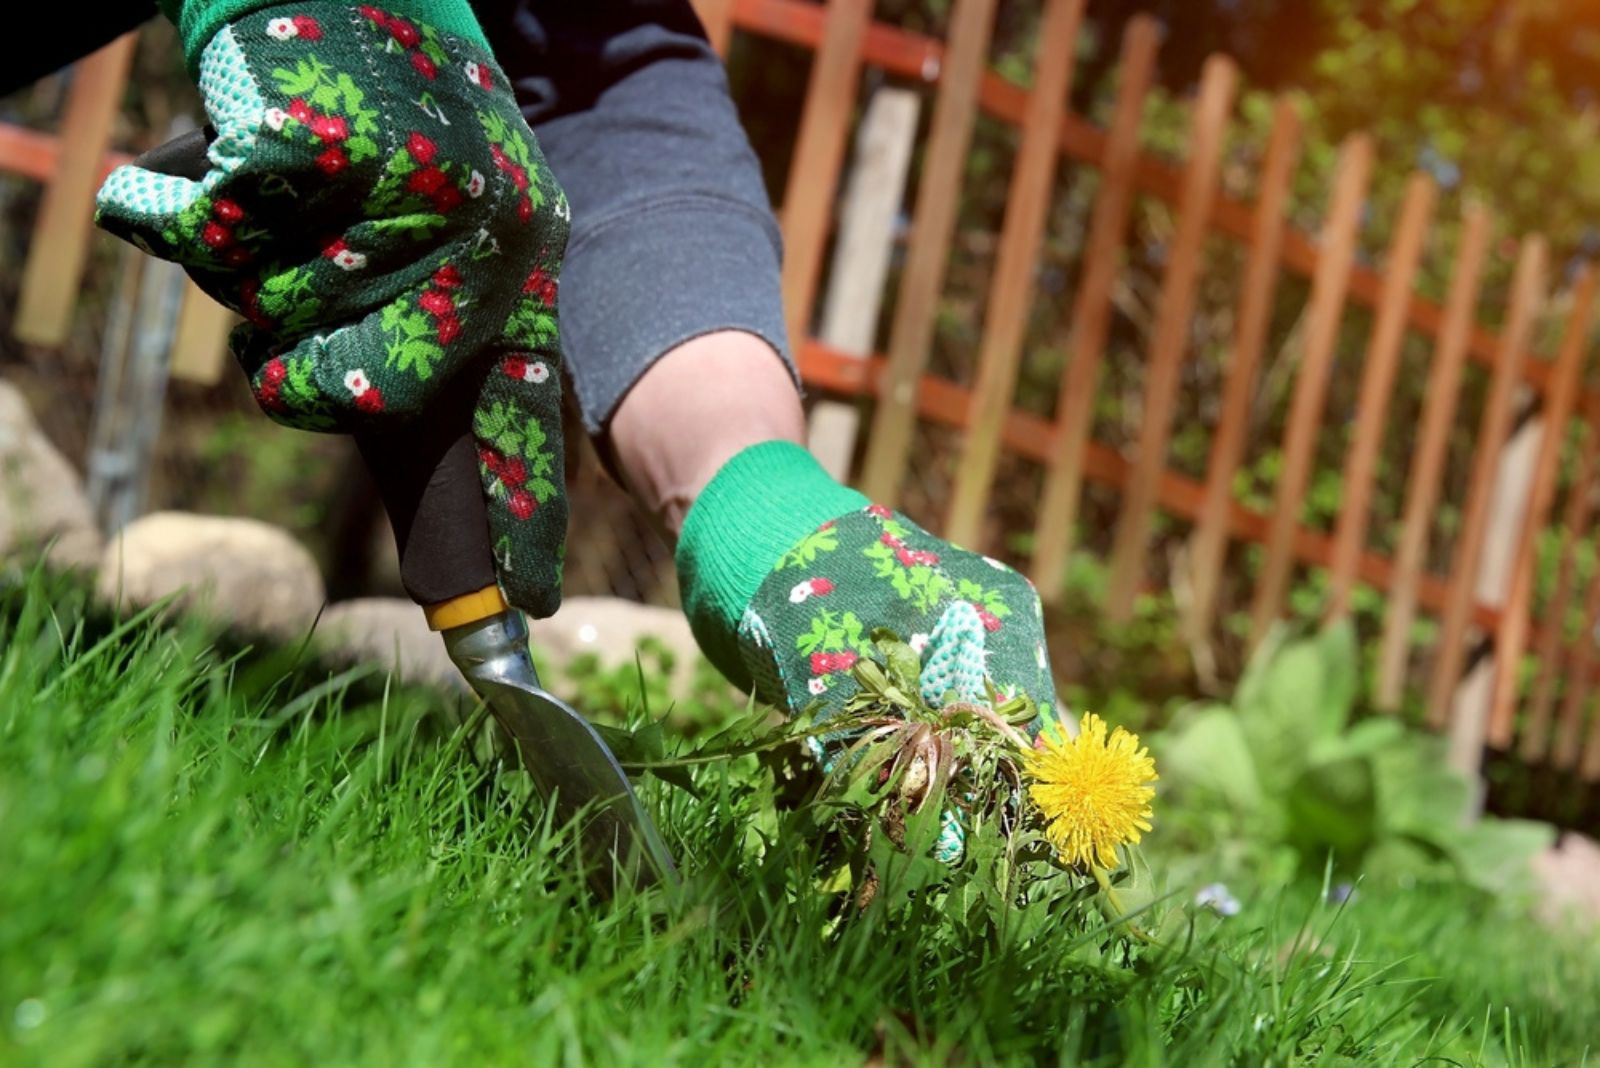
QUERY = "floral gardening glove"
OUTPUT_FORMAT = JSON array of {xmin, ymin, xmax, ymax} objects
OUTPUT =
[
  {"xmin": 677, "ymin": 443, "xmax": 1070, "ymax": 861},
  {"xmin": 94, "ymin": 3, "xmax": 569, "ymax": 616},
  {"xmin": 745, "ymin": 505, "xmax": 1071, "ymax": 866},
  {"xmin": 738, "ymin": 504, "xmax": 1062, "ymax": 730}
]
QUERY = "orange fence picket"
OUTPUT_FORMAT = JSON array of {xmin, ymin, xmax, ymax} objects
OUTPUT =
[
  {"xmin": 1248, "ymin": 135, "xmax": 1373, "ymax": 649},
  {"xmin": 1184, "ymin": 98, "xmax": 1302, "ymax": 645},
  {"xmin": 1325, "ymin": 173, "xmax": 1437, "ymax": 621},
  {"xmin": 1104, "ymin": 55, "xmax": 1237, "ymax": 623},
  {"xmin": 858, "ymin": 0, "xmax": 996, "ymax": 506},
  {"xmin": 1428, "ymin": 238, "xmax": 1548, "ymax": 731},
  {"xmin": 946, "ymin": 0, "xmax": 1085, "ymax": 549},
  {"xmin": 778, "ymin": 0, "xmax": 875, "ymax": 353},
  {"xmin": 1522, "ymin": 421, "xmax": 1600, "ymax": 761},
  {"xmin": 13, "ymin": 35, "xmax": 137, "ymax": 347},
  {"xmin": 1032, "ymin": 16, "xmax": 1162, "ymax": 602},
  {"xmin": 1375, "ymin": 203, "xmax": 1494, "ymax": 712},
  {"xmin": 1489, "ymin": 268, "xmax": 1598, "ymax": 748}
]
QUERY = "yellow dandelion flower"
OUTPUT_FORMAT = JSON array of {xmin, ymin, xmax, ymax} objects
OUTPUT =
[{"xmin": 1022, "ymin": 711, "xmax": 1157, "ymax": 870}]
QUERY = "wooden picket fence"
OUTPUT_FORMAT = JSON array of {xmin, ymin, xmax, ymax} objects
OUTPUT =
[
  {"xmin": 694, "ymin": 0, "xmax": 1600, "ymax": 784},
  {"xmin": 4, "ymin": 1, "xmax": 1600, "ymax": 789}
]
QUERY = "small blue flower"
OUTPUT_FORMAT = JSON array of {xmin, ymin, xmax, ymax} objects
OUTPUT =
[{"xmin": 1195, "ymin": 882, "xmax": 1241, "ymax": 917}]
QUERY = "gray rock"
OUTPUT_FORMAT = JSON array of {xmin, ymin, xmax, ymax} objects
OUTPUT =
[
  {"xmin": 0, "ymin": 379, "xmax": 101, "ymax": 570},
  {"xmin": 97, "ymin": 511, "xmax": 325, "ymax": 639},
  {"xmin": 529, "ymin": 595, "xmax": 709, "ymax": 694},
  {"xmin": 317, "ymin": 597, "xmax": 465, "ymax": 693},
  {"xmin": 316, "ymin": 593, "xmax": 714, "ymax": 693}
]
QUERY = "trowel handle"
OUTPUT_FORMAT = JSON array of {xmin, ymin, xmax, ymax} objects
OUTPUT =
[{"xmin": 355, "ymin": 370, "xmax": 499, "ymax": 612}]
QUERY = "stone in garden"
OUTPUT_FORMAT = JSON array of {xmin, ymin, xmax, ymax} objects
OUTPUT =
[
  {"xmin": 97, "ymin": 511, "xmax": 324, "ymax": 639},
  {"xmin": 1532, "ymin": 831, "xmax": 1600, "ymax": 929},
  {"xmin": 315, "ymin": 594, "xmax": 716, "ymax": 701},
  {"xmin": 0, "ymin": 379, "xmax": 102, "ymax": 571},
  {"xmin": 528, "ymin": 595, "xmax": 710, "ymax": 696},
  {"xmin": 317, "ymin": 597, "xmax": 466, "ymax": 692}
]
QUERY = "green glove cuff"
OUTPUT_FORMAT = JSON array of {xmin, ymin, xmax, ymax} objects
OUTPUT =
[
  {"xmin": 159, "ymin": 0, "xmax": 489, "ymax": 75},
  {"xmin": 676, "ymin": 441, "xmax": 868, "ymax": 688}
]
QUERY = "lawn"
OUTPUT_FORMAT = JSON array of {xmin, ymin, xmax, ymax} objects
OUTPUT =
[{"xmin": 1, "ymin": 574, "xmax": 1595, "ymax": 1066}]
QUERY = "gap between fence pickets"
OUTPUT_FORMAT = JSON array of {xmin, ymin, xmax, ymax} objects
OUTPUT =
[{"xmin": 806, "ymin": 86, "xmax": 920, "ymax": 481}]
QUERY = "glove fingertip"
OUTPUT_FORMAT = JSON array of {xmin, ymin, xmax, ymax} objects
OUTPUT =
[{"xmin": 94, "ymin": 164, "xmax": 202, "ymax": 248}]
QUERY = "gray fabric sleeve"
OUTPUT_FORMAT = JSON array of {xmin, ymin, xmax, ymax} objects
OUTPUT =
[{"xmin": 473, "ymin": 1, "xmax": 797, "ymax": 435}]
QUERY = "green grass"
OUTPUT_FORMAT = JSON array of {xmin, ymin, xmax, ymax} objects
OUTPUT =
[{"xmin": 1, "ymin": 574, "xmax": 1595, "ymax": 1066}]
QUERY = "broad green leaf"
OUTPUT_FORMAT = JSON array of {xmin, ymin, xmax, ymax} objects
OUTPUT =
[
  {"xmin": 1234, "ymin": 621, "xmax": 1291, "ymax": 713},
  {"xmin": 852, "ymin": 660, "xmax": 889, "ymax": 696},
  {"xmin": 1373, "ymin": 731, "xmax": 1473, "ymax": 839},
  {"xmin": 1285, "ymin": 755, "xmax": 1378, "ymax": 866},
  {"xmin": 1155, "ymin": 704, "xmax": 1264, "ymax": 813},
  {"xmin": 1315, "ymin": 617, "xmax": 1359, "ymax": 732},
  {"xmin": 1236, "ymin": 632, "xmax": 1343, "ymax": 796},
  {"xmin": 591, "ymin": 722, "xmax": 698, "ymax": 796},
  {"xmin": 1307, "ymin": 715, "xmax": 1404, "ymax": 766},
  {"xmin": 1438, "ymin": 817, "xmax": 1556, "ymax": 897}
]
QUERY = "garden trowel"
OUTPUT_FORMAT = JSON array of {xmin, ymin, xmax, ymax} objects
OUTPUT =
[
  {"xmin": 362, "ymin": 397, "xmax": 679, "ymax": 896},
  {"xmin": 426, "ymin": 577, "xmax": 681, "ymax": 897},
  {"xmin": 352, "ymin": 363, "xmax": 680, "ymax": 897},
  {"xmin": 131, "ymin": 130, "xmax": 679, "ymax": 897}
]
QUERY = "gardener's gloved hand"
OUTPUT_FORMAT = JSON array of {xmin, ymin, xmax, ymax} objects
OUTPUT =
[
  {"xmin": 94, "ymin": 2, "xmax": 568, "ymax": 616},
  {"xmin": 741, "ymin": 506, "xmax": 1061, "ymax": 729},
  {"xmin": 676, "ymin": 443, "xmax": 1069, "ymax": 861},
  {"xmin": 678, "ymin": 443, "xmax": 1068, "ymax": 738}
]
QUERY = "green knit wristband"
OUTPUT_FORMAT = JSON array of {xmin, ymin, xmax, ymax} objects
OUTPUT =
[
  {"xmin": 160, "ymin": 0, "xmax": 490, "ymax": 74},
  {"xmin": 676, "ymin": 442, "xmax": 869, "ymax": 689}
]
